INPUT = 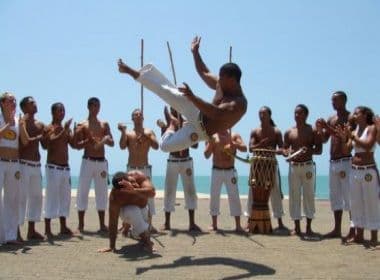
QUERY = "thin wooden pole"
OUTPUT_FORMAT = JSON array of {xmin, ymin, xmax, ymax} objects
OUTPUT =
[
  {"xmin": 166, "ymin": 41, "xmax": 177, "ymax": 86},
  {"xmin": 140, "ymin": 39, "xmax": 144, "ymax": 114},
  {"xmin": 229, "ymin": 46, "xmax": 232, "ymax": 63}
]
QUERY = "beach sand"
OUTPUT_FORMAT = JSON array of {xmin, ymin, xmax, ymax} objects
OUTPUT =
[{"xmin": 0, "ymin": 193, "xmax": 379, "ymax": 279}]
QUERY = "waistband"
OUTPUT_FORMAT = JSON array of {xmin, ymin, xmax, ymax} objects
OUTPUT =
[
  {"xmin": 83, "ymin": 156, "xmax": 107, "ymax": 162},
  {"xmin": 0, "ymin": 158, "xmax": 18, "ymax": 163},
  {"xmin": 168, "ymin": 157, "xmax": 192, "ymax": 163},
  {"xmin": 290, "ymin": 160, "xmax": 314, "ymax": 167},
  {"xmin": 127, "ymin": 165, "xmax": 152, "ymax": 170},
  {"xmin": 351, "ymin": 164, "xmax": 377, "ymax": 170},
  {"xmin": 213, "ymin": 166, "xmax": 235, "ymax": 170},
  {"xmin": 198, "ymin": 113, "xmax": 211, "ymax": 139},
  {"xmin": 330, "ymin": 157, "xmax": 351, "ymax": 163},
  {"xmin": 46, "ymin": 164, "xmax": 70, "ymax": 171},
  {"xmin": 20, "ymin": 160, "xmax": 41, "ymax": 167}
]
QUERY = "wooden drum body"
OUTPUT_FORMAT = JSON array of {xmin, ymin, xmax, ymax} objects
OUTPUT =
[{"xmin": 248, "ymin": 149, "xmax": 277, "ymax": 234}]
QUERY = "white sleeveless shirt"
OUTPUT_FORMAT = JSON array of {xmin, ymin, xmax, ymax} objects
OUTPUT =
[
  {"xmin": 353, "ymin": 126, "xmax": 376, "ymax": 153},
  {"xmin": 0, "ymin": 113, "xmax": 19, "ymax": 149}
]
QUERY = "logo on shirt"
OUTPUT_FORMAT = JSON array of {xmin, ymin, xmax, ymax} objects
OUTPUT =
[
  {"xmin": 231, "ymin": 177, "xmax": 237, "ymax": 185},
  {"xmin": 190, "ymin": 132, "xmax": 198, "ymax": 142},
  {"xmin": 186, "ymin": 168, "xmax": 192, "ymax": 176},
  {"xmin": 14, "ymin": 171, "xmax": 20, "ymax": 180},
  {"xmin": 339, "ymin": 171, "xmax": 346, "ymax": 179},
  {"xmin": 3, "ymin": 129, "xmax": 16, "ymax": 141},
  {"xmin": 306, "ymin": 171, "xmax": 313, "ymax": 180},
  {"xmin": 101, "ymin": 170, "xmax": 107, "ymax": 178}
]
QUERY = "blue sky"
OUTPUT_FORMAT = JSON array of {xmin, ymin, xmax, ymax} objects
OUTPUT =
[{"xmin": 1, "ymin": 0, "xmax": 379, "ymax": 176}]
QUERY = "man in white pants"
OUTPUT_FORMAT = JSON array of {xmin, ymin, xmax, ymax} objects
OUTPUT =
[
  {"xmin": 316, "ymin": 91, "xmax": 355, "ymax": 239},
  {"xmin": 18, "ymin": 96, "xmax": 46, "ymax": 240},
  {"xmin": 117, "ymin": 37, "xmax": 247, "ymax": 153},
  {"xmin": 118, "ymin": 109, "xmax": 159, "ymax": 233},
  {"xmin": 98, "ymin": 171, "xmax": 155, "ymax": 253},
  {"xmin": 43, "ymin": 102, "xmax": 75, "ymax": 238},
  {"xmin": 204, "ymin": 129, "xmax": 247, "ymax": 232},
  {"xmin": 247, "ymin": 106, "xmax": 286, "ymax": 231},
  {"xmin": 158, "ymin": 107, "xmax": 201, "ymax": 231},
  {"xmin": 74, "ymin": 97, "xmax": 114, "ymax": 233},
  {"xmin": 0, "ymin": 92, "xmax": 22, "ymax": 244},
  {"xmin": 284, "ymin": 104, "xmax": 323, "ymax": 236}
]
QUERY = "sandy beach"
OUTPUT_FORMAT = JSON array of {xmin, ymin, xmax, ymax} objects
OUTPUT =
[{"xmin": 0, "ymin": 194, "xmax": 379, "ymax": 280}]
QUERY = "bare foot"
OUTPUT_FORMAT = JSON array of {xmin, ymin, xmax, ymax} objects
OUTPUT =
[
  {"xmin": 235, "ymin": 226, "xmax": 246, "ymax": 234},
  {"xmin": 97, "ymin": 247, "xmax": 115, "ymax": 253},
  {"xmin": 208, "ymin": 225, "xmax": 218, "ymax": 232},
  {"xmin": 161, "ymin": 224, "xmax": 171, "ymax": 231},
  {"xmin": 141, "ymin": 241, "xmax": 155, "ymax": 253},
  {"xmin": 189, "ymin": 224, "xmax": 202, "ymax": 232},
  {"xmin": 60, "ymin": 227, "xmax": 74, "ymax": 236},
  {"xmin": 149, "ymin": 226, "xmax": 159, "ymax": 234},
  {"xmin": 323, "ymin": 229, "xmax": 341, "ymax": 239},
  {"xmin": 98, "ymin": 225, "xmax": 109, "ymax": 233},
  {"xmin": 342, "ymin": 236, "xmax": 364, "ymax": 245},
  {"xmin": 27, "ymin": 231, "xmax": 45, "ymax": 240},
  {"xmin": 290, "ymin": 229, "xmax": 302, "ymax": 236},
  {"xmin": 45, "ymin": 232, "xmax": 55, "ymax": 239}
]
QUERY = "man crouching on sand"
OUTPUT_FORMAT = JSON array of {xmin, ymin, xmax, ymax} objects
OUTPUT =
[{"xmin": 98, "ymin": 171, "xmax": 155, "ymax": 253}]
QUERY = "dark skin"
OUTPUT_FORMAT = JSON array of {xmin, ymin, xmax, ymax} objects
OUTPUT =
[
  {"xmin": 18, "ymin": 97, "xmax": 46, "ymax": 241},
  {"xmin": 42, "ymin": 104, "xmax": 76, "ymax": 238},
  {"xmin": 316, "ymin": 93, "xmax": 355, "ymax": 239},
  {"xmin": 98, "ymin": 171, "xmax": 156, "ymax": 253},
  {"xmin": 158, "ymin": 107, "xmax": 201, "ymax": 232},
  {"xmin": 117, "ymin": 36, "xmax": 247, "ymax": 138},
  {"xmin": 283, "ymin": 106, "xmax": 323, "ymax": 236},
  {"xmin": 73, "ymin": 100, "xmax": 114, "ymax": 233}
]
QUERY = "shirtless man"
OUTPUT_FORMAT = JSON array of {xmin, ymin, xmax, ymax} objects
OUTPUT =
[
  {"xmin": 98, "ymin": 170, "xmax": 155, "ymax": 253},
  {"xmin": 0, "ymin": 92, "xmax": 24, "ymax": 244},
  {"xmin": 75, "ymin": 97, "xmax": 114, "ymax": 233},
  {"xmin": 158, "ymin": 107, "xmax": 201, "ymax": 231},
  {"xmin": 204, "ymin": 129, "xmax": 247, "ymax": 232},
  {"xmin": 284, "ymin": 104, "xmax": 322, "ymax": 236},
  {"xmin": 316, "ymin": 91, "xmax": 355, "ymax": 239},
  {"xmin": 18, "ymin": 96, "xmax": 46, "ymax": 240},
  {"xmin": 248, "ymin": 106, "xmax": 286, "ymax": 231},
  {"xmin": 43, "ymin": 102, "xmax": 76, "ymax": 237},
  {"xmin": 118, "ymin": 109, "xmax": 159, "ymax": 233},
  {"xmin": 117, "ymin": 36, "xmax": 247, "ymax": 152}
]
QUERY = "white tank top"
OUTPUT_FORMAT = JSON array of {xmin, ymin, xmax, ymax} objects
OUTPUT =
[
  {"xmin": 0, "ymin": 113, "xmax": 19, "ymax": 149},
  {"xmin": 353, "ymin": 126, "xmax": 375, "ymax": 153}
]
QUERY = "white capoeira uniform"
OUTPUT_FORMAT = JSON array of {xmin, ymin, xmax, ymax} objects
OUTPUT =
[
  {"xmin": 246, "ymin": 167, "xmax": 284, "ymax": 219},
  {"xmin": 163, "ymin": 155, "xmax": 197, "ymax": 212},
  {"xmin": 349, "ymin": 127, "xmax": 380, "ymax": 230},
  {"xmin": 136, "ymin": 64, "xmax": 209, "ymax": 152},
  {"xmin": 288, "ymin": 160, "xmax": 316, "ymax": 220},
  {"xmin": 329, "ymin": 157, "xmax": 351, "ymax": 211},
  {"xmin": 127, "ymin": 165, "xmax": 155, "ymax": 215},
  {"xmin": 210, "ymin": 166, "xmax": 242, "ymax": 217},
  {"xmin": 76, "ymin": 156, "xmax": 108, "ymax": 212},
  {"xmin": 0, "ymin": 114, "xmax": 20, "ymax": 243},
  {"xmin": 44, "ymin": 164, "xmax": 71, "ymax": 219},
  {"xmin": 19, "ymin": 159, "xmax": 42, "ymax": 225},
  {"xmin": 119, "ymin": 206, "xmax": 149, "ymax": 236}
]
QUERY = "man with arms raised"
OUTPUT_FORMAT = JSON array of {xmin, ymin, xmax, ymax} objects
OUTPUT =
[
  {"xmin": 75, "ymin": 97, "xmax": 114, "ymax": 233},
  {"xmin": 98, "ymin": 170, "xmax": 155, "ymax": 253},
  {"xmin": 117, "ymin": 36, "xmax": 247, "ymax": 152}
]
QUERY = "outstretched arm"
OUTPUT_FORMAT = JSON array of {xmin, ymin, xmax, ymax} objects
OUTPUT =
[{"xmin": 191, "ymin": 36, "xmax": 218, "ymax": 90}]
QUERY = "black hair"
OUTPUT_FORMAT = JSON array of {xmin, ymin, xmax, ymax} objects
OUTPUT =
[
  {"xmin": 219, "ymin": 63, "xmax": 242, "ymax": 83},
  {"xmin": 333, "ymin": 91, "xmax": 347, "ymax": 103},
  {"xmin": 112, "ymin": 171, "xmax": 127, "ymax": 189},
  {"xmin": 131, "ymin": 108, "xmax": 142, "ymax": 118},
  {"xmin": 87, "ymin": 97, "xmax": 100, "ymax": 107},
  {"xmin": 261, "ymin": 106, "xmax": 275, "ymax": 127},
  {"xmin": 19, "ymin": 96, "xmax": 34, "ymax": 112},
  {"xmin": 356, "ymin": 106, "xmax": 374, "ymax": 125},
  {"xmin": 51, "ymin": 102, "xmax": 64, "ymax": 114},
  {"xmin": 295, "ymin": 104, "xmax": 309, "ymax": 117}
]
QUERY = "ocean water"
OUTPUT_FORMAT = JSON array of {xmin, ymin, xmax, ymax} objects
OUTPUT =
[{"xmin": 44, "ymin": 175, "xmax": 330, "ymax": 199}]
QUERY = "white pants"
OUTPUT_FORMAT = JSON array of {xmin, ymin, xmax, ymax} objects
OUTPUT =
[
  {"xmin": 137, "ymin": 64, "xmax": 209, "ymax": 152},
  {"xmin": 288, "ymin": 162, "xmax": 316, "ymax": 220},
  {"xmin": 127, "ymin": 165, "xmax": 155, "ymax": 215},
  {"xmin": 246, "ymin": 167, "xmax": 284, "ymax": 218},
  {"xmin": 349, "ymin": 167, "xmax": 380, "ymax": 230},
  {"xmin": 120, "ymin": 206, "xmax": 149, "ymax": 236},
  {"xmin": 0, "ymin": 160, "xmax": 20, "ymax": 243},
  {"xmin": 329, "ymin": 158, "xmax": 351, "ymax": 211},
  {"xmin": 44, "ymin": 165, "xmax": 71, "ymax": 219},
  {"xmin": 210, "ymin": 168, "xmax": 242, "ymax": 217},
  {"xmin": 163, "ymin": 156, "xmax": 197, "ymax": 212},
  {"xmin": 76, "ymin": 158, "xmax": 108, "ymax": 211},
  {"xmin": 19, "ymin": 160, "xmax": 42, "ymax": 225}
]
